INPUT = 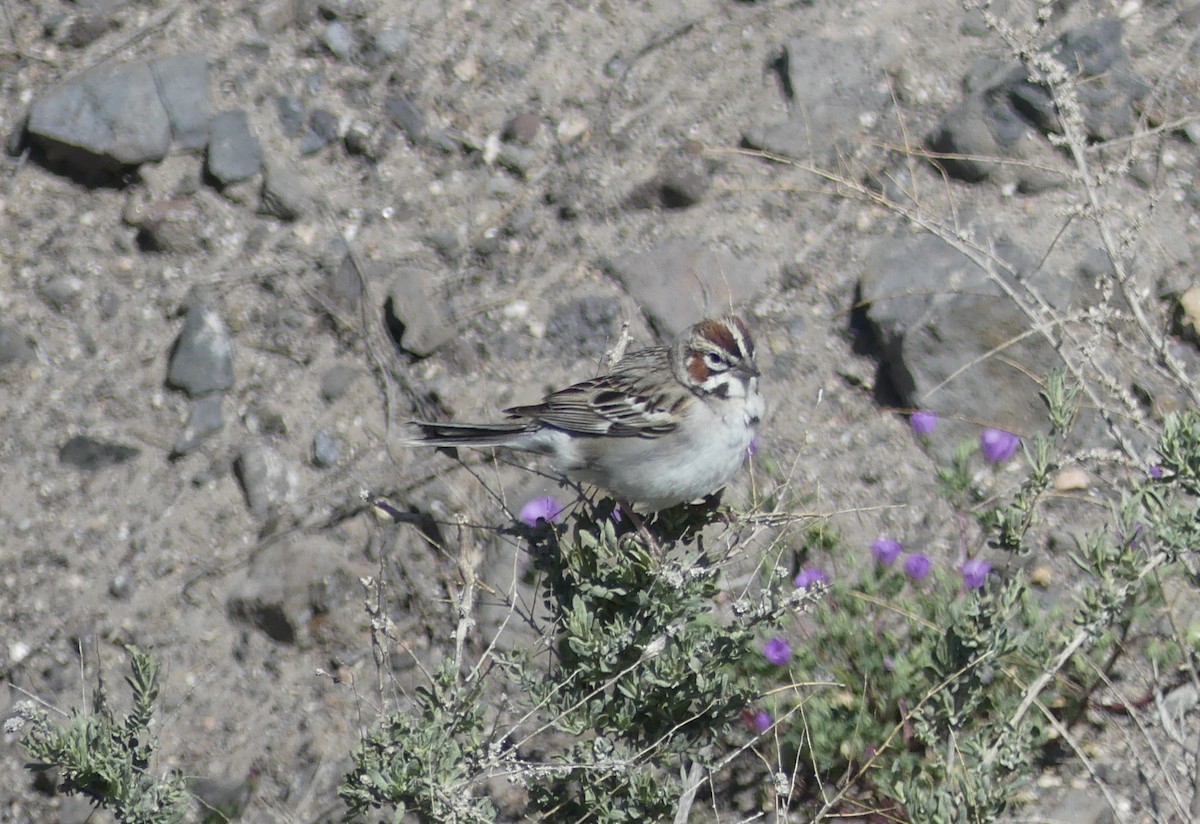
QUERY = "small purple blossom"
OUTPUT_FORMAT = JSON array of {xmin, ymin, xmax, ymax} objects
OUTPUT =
[
  {"xmin": 910, "ymin": 411, "xmax": 938, "ymax": 437},
  {"xmin": 742, "ymin": 709, "xmax": 772, "ymax": 733},
  {"xmin": 980, "ymin": 428, "xmax": 1020, "ymax": 464},
  {"xmin": 1121, "ymin": 522, "xmax": 1145, "ymax": 550},
  {"xmin": 961, "ymin": 558, "xmax": 992, "ymax": 589},
  {"xmin": 903, "ymin": 553, "xmax": 932, "ymax": 581},
  {"xmin": 519, "ymin": 496, "xmax": 563, "ymax": 526},
  {"xmin": 1148, "ymin": 463, "xmax": 1163, "ymax": 479},
  {"xmin": 762, "ymin": 636, "xmax": 792, "ymax": 666},
  {"xmin": 746, "ymin": 434, "xmax": 760, "ymax": 459},
  {"xmin": 872, "ymin": 537, "xmax": 903, "ymax": 566},
  {"xmin": 793, "ymin": 568, "xmax": 829, "ymax": 590}
]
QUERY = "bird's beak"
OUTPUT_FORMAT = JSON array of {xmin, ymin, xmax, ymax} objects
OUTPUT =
[{"xmin": 739, "ymin": 361, "xmax": 761, "ymax": 380}]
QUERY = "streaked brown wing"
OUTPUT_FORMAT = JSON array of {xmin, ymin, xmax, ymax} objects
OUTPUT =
[{"xmin": 504, "ymin": 347, "xmax": 680, "ymax": 438}]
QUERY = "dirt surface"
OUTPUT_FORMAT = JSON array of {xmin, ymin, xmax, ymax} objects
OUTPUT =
[{"xmin": 1, "ymin": 0, "xmax": 1198, "ymax": 821}]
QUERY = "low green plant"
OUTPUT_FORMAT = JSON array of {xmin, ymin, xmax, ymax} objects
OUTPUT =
[
  {"xmin": 340, "ymin": 498, "xmax": 810, "ymax": 822},
  {"xmin": 746, "ymin": 377, "xmax": 1200, "ymax": 822},
  {"xmin": 9, "ymin": 646, "xmax": 189, "ymax": 824},
  {"xmin": 339, "ymin": 659, "xmax": 496, "ymax": 823}
]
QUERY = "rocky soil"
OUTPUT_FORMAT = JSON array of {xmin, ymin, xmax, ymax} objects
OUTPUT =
[{"xmin": 2, "ymin": 0, "xmax": 1199, "ymax": 821}]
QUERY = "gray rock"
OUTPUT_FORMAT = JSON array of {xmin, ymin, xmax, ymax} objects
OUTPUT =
[
  {"xmin": 317, "ymin": 239, "xmax": 363, "ymax": 313},
  {"xmin": 0, "ymin": 323, "xmax": 35, "ymax": 367},
  {"xmin": 260, "ymin": 161, "xmax": 312, "ymax": 220},
  {"xmin": 25, "ymin": 54, "xmax": 208, "ymax": 173},
  {"xmin": 151, "ymin": 54, "xmax": 211, "ymax": 150},
  {"xmin": 172, "ymin": 393, "xmax": 225, "ymax": 456},
  {"xmin": 604, "ymin": 242, "xmax": 771, "ymax": 336},
  {"xmin": 38, "ymin": 274, "xmax": 85, "ymax": 311},
  {"xmin": 496, "ymin": 144, "xmax": 537, "ymax": 177},
  {"xmin": 344, "ymin": 119, "xmax": 395, "ymax": 159},
  {"xmin": 1013, "ymin": 20, "xmax": 1147, "ymax": 141},
  {"xmin": 928, "ymin": 19, "xmax": 1146, "ymax": 185},
  {"xmin": 299, "ymin": 128, "xmax": 329, "ymax": 155},
  {"xmin": 233, "ymin": 443, "xmax": 294, "ymax": 520},
  {"xmin": 299, "ymin": 109, "xmax": 339, "ymax": 154},
  {"xmin": 501, "ymin": 111, "xmax": 541, "ymax": 145},
  {"xmin": 28, "ymin": 61, "xmax": 172, "ymax": 170},
  {"xmin": 319, "ymin": 365, "xmax": 358, "ymax": 400},
  {"xmin": 384, "ymin": 93, "xmax": 426, "ymax": 142},
  {"xmin": 59, "ymin": 435, "xmax": 140, "ymax": 470},
  {"xmin": 226, "ymin": 537, "xmax": 350, "ymax": 644},
  {"xmin": 311, "ymin": 430, "xmax": 341, "ymax": 468},
  {"xmin": 309, "ymin": 108, "xmax": 340, "ymax": 141},
  {"xmin": 320, "ymin": 20, "xmax": 357, "ymax": 60},
  {"xmin": 275, "ymin": 95, "xmax": 305, "ymax": 136},
  {"xmin": 742, "ymin": 32, "xmax": 896, "ymax": 161},
  {"xmin": 206, "ymin": 110, "xmax": 262, "ymax": 186},
  {"xmin": 167, "ymin": 304, "xmax": 235, "ymax": 397},
  {"xmin": 859, "ymin": 228, "xmax": 1066, "ymax": 445},
  {"xmin": 627, "ymin": 145, "xmax": 711, "ymax": 209},
  {"xmin": 130, "ymin": 197, "xmax": 207, "ymax": 253},
  {"xmin": 244, "ymin": 402, "xmax": 288, "ymax": 437},
  {"xmin": 108, "ymin": 567, "xmax": 134, "ymax": 601},
  {"xmin": 926, "ymin": 79, "xmax": 1028, "ymax": 184},
  {"xmin": 385, "ymin": 268, "xmax": 453, "ymax": 356},
  {"xmin": 371, "ymin": 27, "xmax": 411, "ymax": 59},
  {"xmin": 59, "ymin": 11, "xmax": 115, "ymax": 48}
]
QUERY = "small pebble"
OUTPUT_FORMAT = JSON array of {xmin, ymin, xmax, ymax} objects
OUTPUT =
[
  {"xmin": 309, "ymin": 108, "xmax": 340, "ymax": 141},
  {"xmin": 319, "ymin": 366, "xmax": 358, "ymax": 400},
  {"xmin": 312, "ymin": 430, "xmax": 341, "ymax": 468},
  {"xmin": 109, "ymin": 569, "xmax": 134, "ymax": 600},
  {"xmin": 372, "ymin": 27, "xmax": 410, "ymax": 57},
  {"xmin": 276, "ymin": 95, "xmax": 305, "ymax": 136},
  {"xmin": 502, "ymin": 111, "xmax": 541, "ymax": 144},
  {"xmin": 497, "ymin": 144, "xmax": 536, "ymax": 177},
  {"xmin": 1029, "ymin": 566, "xmax": 1054, "ymax": 588},
  {"xmin": 320, "ymin": 21, "xmax": 356, "ymax": 60},
  {"xmin": 299, "ymin": 129, "xmax": 329, "ymax": 155},
  {"xmin": 385, "ymin": 93, "xmax": 426, "ymax": 141},
  {"xmin": 1052, "ymin": 468, "xmax": 1091, "ymax": 492}
]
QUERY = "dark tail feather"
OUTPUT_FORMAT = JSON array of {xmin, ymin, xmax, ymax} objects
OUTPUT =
[{"xmin": 406, "ymin": 420, "xmax": 529, "ymax": 448}]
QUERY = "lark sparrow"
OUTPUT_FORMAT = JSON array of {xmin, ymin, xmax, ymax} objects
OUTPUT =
[{"xmin": 407, "ymin": 315, "xmax": 764, "ymax": 510}]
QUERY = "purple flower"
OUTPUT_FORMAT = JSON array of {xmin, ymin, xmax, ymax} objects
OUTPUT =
[
  {"xmin": 793, "ymin": 568, "xmax": 829, "ymax": 590},
  {"xmin": 746, "ymin": 434, "xmax": 760, "ymax": 459},
  {"xmin": 742, "ymin": 708, "xmax": 772, "ymax": 733},
  {"xmin": 762, "ymin": 636, "xmax": 792, "ymax": 666},
  {"xmin": 980, "ymin": 428, "xmax": 1020, "ymax": 463},
  {"xmin": 903, "ymin": 553, "xmax": 932, "ymax": 581},
  {"xmin": 961, "ymin": 558, "xmax": 991, "ymax": 589},
  {"xmin": 1122, "ymin": 522, "xmax": 1145, "ymax": 550},
  {"xmin": 910, "ymin": 411, "xmax": 938, "ymax": 437},
  {"xmin": 519, "ymin": 496, "xmax": 563, "ymax": 526},
  {"xmin": 872, "ymin": 537, "xmax": 903, "ymax": 566},
  {"xmin": 1148, "ymin": 464, "xmax": 1163, "ymax": 479}
]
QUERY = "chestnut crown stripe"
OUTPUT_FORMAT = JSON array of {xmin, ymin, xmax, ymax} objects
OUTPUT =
[{"xmin": 695, "ymin": 315, "xmax": 754, "ymax": 361}]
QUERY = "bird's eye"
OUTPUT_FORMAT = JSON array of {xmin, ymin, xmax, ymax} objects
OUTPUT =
[{"xmin": 704, "ymin": 351, "xmax": 727, "ymax": 369}]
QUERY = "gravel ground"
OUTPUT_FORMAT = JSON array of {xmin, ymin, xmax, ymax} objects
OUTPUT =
[{"xmin": 2, "ymin": 0, "xmax": 1199, "ymax": 821}]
